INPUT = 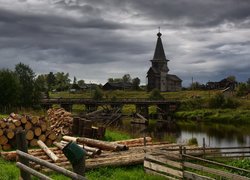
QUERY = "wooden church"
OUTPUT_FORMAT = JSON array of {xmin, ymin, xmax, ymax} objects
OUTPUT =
[{"xmin": 147, "ymin": 32, "xmax": 182, "ymax": 92}]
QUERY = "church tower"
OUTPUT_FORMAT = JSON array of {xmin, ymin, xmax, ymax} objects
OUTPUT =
[{"xmin": 147, "ymin": 31, "xmax": 182, "ymax": 92}]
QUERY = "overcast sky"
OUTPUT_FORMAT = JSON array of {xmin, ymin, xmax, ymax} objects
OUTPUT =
[{"xmin": 0, "ymin": 0, "xmax": 250, "ymax": 86}]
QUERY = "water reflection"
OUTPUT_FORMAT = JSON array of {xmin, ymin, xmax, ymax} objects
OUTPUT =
[{"xmin": 115, "ymin": 118, "xmax": 250, "ymax": 147}]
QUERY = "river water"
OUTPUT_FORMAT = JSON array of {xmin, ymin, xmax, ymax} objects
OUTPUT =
[{"xmin": 116, "ymin": 119, "xmax": 250, "ymax": 148}]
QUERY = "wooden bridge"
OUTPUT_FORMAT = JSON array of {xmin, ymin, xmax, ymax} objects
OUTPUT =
[{"xmin": 40, "ymin": 98, "xmax": 180, "ymax": 119}]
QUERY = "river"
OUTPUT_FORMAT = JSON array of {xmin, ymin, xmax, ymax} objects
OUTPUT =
[{"xmin": 116, "ymin": 119, "xmax": 250, "ymax": 147}]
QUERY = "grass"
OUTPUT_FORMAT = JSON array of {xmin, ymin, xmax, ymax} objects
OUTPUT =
[
  {"xmin": 175, "ymin": 108, "xmax": 250, "ymax": 124},
  {"xmin": 104, "ymin": 129, "xmax": 132, "ymax": 141}
]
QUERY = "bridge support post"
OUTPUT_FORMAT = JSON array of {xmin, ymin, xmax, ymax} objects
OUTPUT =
[
  {"xmin": 85, "ymin": 104, "xmax": 98, "ymax": 113},
  {"xmin": 136, "ymin": 104, "xmax": 149, "ymax": 119},
  {"xmin": 61, "ymin": 104, "xmax": 73, "ymax": 112}
]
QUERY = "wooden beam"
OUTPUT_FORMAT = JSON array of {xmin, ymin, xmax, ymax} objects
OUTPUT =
[
  {"xmin": 183, "ymin": 171, "xmax": 215, "ymax": 180},
  {"xmin": 145, "ymin": 154, "xmax": 182, "ymax": 169},
  {"xmin": 16, "ymin": 150, "xmax": 87, "ymax": 180},
  {"xmin": 16, "ymin": 162, "xmax": 52, "ymax": 180},
  {"xmin": 184, "ymin": 162, "xmax": 249, "ymax": 180},
  {"xmin": 144, "ymin": 160, "xmax": 183, "ymax": 178}
]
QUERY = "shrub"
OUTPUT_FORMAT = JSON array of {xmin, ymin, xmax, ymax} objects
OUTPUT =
[
  {"xmin": 209, "ymin": 93, "xmax": 239, "ymax": 109},
  {"xmin": 188, "ymin": 137, "xmax": 198, "ymax": 146},
  {"xmin": 209, "ymin": 93, "xmax": 225, "ymax": 108},
  {"xmin": 92, "ymin": 87, "xmax": 103, "ymax": 100},
  {"xmin": 149, "ymin": 89, "xmax": 164, "ymax": 100}
]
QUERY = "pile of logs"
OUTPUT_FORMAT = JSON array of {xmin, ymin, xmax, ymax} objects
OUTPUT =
[
  {"xmin": 0, "ymin": 113, "xmax": 57, "ymax": 151},
  {"xmin": 47, "ymin": 108, "xmax": 73, "ymax": 136},
  {"xmin": 1, "ymin": 136, "xmax": 177, "ymax": 172}
]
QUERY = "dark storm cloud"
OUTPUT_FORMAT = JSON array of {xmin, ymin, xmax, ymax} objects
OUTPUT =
[{"xmin": 0, "ymin": 0, "xmax": 249, "ymax": 85}]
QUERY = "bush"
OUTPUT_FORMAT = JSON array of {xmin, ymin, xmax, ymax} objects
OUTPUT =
[
  {"xmin": 188, "ymin": 138, "xmax": 198, "ymax": 146},
  {"xmin": 209, "ymin": 93, "xmax": 239, "ymax": 109},
  {"xmin": 149, "ymin": 89, "xmax": 164, "ymax": 100},
  {"xmin": 180, "ymin": 98, "xmax": 205, "ymax": 110},
  {"xmin": 209, "ymin": 93, "xmax": 225, "ymax": 108},
  {"xmin": 92, "ymin": 87, "xmax": 103, "ymax": 100}
]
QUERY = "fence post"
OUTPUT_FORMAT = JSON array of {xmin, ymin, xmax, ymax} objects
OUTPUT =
[
  {"xmin": 203, "ymin": 138, "xmax": 206, "ymax": 157},
  {"xmin": 16, "ymin": 130, "xmax": 31, "ymax": 180}
]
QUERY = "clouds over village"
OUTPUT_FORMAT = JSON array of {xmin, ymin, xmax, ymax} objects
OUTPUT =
[{"xmin": 0, "ymin": 0, "xmax": 250, "ymax": 86}]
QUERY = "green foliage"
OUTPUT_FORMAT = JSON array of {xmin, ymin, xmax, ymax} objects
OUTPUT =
[
  {"xmin": 227, "ymin": 159, "xmax": 250, "ymax": 177},
  {"xmin": 149, "ymin": 89, "xmax": 164, "ymax": 100},
  {"xmin": 92, "ymin": 86, "xmax": 104, "ymax": 100},
  {"xmin": 86, "ymin": 165, "xmax": 165, "ymax": 180},
  {"xmin": 132, "ymin": 77, "xmax": 140, "ymax": 90},
  {"xmin": 54, "ymin": 72, "xmax": 71, "ymax": 91},
  {"xmin": 104, "ymin": 129, "xmax": 132, "ymax": 141},
  {"xmin": 15, "ymin": 62, "xmax": 37, "ymax": 107},
  {"xmin": 47, "ymin": 72, "xmax": 56, "ymax": 91},
  {"xmin": 0, "ymin": 69, "xmax": 20, "ymax": 112},
  {"xmin": 208, "ymin": 93, "xmax": 239, "ymax": 109},
  {"xmin": 180, "ymin": 98, "xmax": 205, "ymax": 110},
  {"xmin": 236, "ymin": 83, "xmax": 248, "ymax": 96},
  {"xmin": 0, "ymin": 158, "xmax": 19, "ymax": 180},
  {"xmin": 188, "ymin": 137, "xmax": 198, "ymax": 145}
]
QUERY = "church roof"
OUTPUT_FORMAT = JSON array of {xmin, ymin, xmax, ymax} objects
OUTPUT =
[
  {"xmin": 166, "ymin": 74, "xmax": 182, "ymax": 82},
  {"xmin": 152, "ymin": 32, "xmax": 169, "ymax": 61}
]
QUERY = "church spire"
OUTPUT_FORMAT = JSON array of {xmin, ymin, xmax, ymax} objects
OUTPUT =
[{"xmin": 152, "ymin": 30, "xmax": 167, "ymax": 61}]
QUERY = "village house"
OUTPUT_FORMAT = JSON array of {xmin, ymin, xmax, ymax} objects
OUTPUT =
[{"xmin": 147, "ymin": 32, "xmax": 182, "ymax": 92}]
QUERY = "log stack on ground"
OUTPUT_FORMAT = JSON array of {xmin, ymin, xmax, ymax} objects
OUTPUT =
[
  {"xmin": 1, "ymin": 136, "xmax": 180, "ymax": 172},
  {"xmin": 0, "ymin": 113, "xmax": 60, "ymax": 150},
  {"xmin": 47, "ymin": 108, "xmax": 73, "ymax": 136}
]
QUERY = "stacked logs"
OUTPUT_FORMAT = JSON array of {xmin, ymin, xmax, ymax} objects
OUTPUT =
[
  {"xmin": 0, "ymin": 113, "xmax": 58, "ymax": 150},
  {"xmin": 47, "ymin": 108, "xmax": 73, "ymax": 136}
]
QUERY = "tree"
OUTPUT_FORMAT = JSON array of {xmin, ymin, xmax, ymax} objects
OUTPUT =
[
  {"xmin": 0, "ymin": 69, "xmax": 20, "ymax": 112},
  {"xmin": 132, "ymin": 77, "xmax": 140, "ymax": 90},
  {"xmin": 122, "ymin": 74, "xmax": 131, "ymax": 83},
  {"xmin": 77, "ymin": 80, "xmax": 85, "ymax": 87},
  {"xmin": 54, "ymin": 72, "xmax": 71, "ymax": 91},
  {"xmin": 71, "ymin": 76, "xmax": 79, "ymax": 89},
  {"xmin": 35, "ymin": 75, "xmax": 48, "ymax": 92},
  {"xmin": 149, "ymin": 89, "xmax": 164, "ymax": 100},
  {"xmin": 47, "ymin": 72, "xmax": 56, "ymax": 91},
  {"xmin": 226, "ymin": 75, "xmax": 236, "ymax": 82},
  {"xmin": 15, "ymin": 63, "xmax": 36, "ymax": 107},
  {"xmin": 92, "ymin": 86, "xmax": 103, "ymax": 100}
]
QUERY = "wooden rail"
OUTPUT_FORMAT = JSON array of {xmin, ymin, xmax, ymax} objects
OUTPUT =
[
  {"xmin": 40, "ymin": 98, "xmax": 179, "ymax": 105},
  {"xmin": 16, "ymin": 150, "xmax": 87, "ymax": 180},
  {"xmin": 144, "ymin": 145, "xmax": 250, "ymax": 180}
]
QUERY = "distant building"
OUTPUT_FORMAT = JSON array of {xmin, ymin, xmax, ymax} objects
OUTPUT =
[
  {"xmin": 102, "ymin": 82, "xmax": 133, "ymax": 90},
  {"xmin": 147, "ymin": 32, "xmax": 182, "ymax": 92}
]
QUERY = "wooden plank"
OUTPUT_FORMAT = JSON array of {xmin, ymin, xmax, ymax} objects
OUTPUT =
[
  {"xmin": 145, "ymin": 168, "xmax": 178, "ymax": 180},
  {"xmin": 145, "ymin": 154, "xmax": 182, "ymax": 169},
  {"xmin": 183, "ymin": 171, "xmax": 215, "ymax": 180},
  {"xmin": 144, "ymin": 160, "xmax": 183, "ymax": 178},
  {"xmin": 184, "ymin": 162, "xmax": 250, "ymax": 180},
  {"xmin": 151, "ymin": 150, "xmax": 182, "ymax": 160},
  {"xmin": 16, "ymin": 162, "xmax": 52, "ymax": 180},
  {"xmin": 183, "ymin": 154, "xmax": 250, "ymax": 174}
]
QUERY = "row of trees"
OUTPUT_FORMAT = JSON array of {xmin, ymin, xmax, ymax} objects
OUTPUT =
[
  {"xmin": 0, "ymin": 63, "xmax": 40, "ymax": 112},
  {"xmin": 108, "ymin": 74, "xmax": 141, "ymax": 90}
]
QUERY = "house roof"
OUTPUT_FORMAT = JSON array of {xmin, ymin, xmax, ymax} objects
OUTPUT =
[{"xmin": 103, "ymin": 82, "xmax": 133, "ymax": 89}]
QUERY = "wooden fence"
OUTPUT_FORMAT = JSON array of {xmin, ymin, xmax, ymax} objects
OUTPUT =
[{"xmin": 144, "ymin": 146, "xmax": 250, "ymax": 180}]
